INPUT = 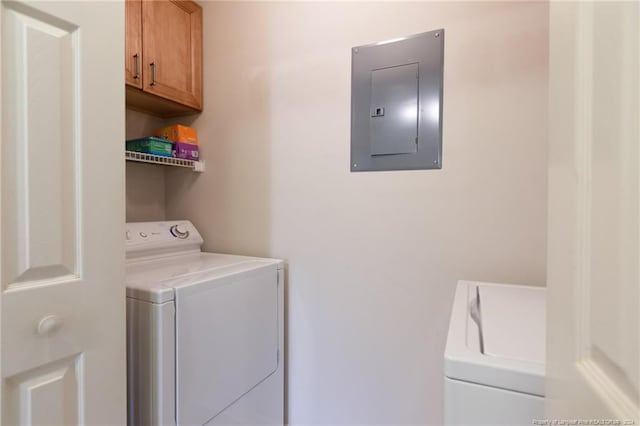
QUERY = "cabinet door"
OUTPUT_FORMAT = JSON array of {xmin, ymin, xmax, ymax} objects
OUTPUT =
[
  {"xmin": 142, "ymin": 0, "xmax": 202, "ymax": 110},
  {"xmin": 125, "ymin": 0, "xmax": 142, "ymax": 89}
]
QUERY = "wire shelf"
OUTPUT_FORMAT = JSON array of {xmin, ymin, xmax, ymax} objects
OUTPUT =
[{"xmin": 125, "ymin": 150, "xmax": 205, "ymax": 172}]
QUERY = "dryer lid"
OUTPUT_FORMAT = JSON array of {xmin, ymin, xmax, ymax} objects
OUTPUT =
[
  {"xmin": 125, "ymin": 251, "xmax": 279, "ymax": 303},
  {"xmin": 175, "ymin": 262, "xmax": 280, "ymax": 425}
]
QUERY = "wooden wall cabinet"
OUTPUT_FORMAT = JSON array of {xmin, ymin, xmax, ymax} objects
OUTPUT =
[{"xmin": 125, "ymin": 0, "xmax": 202, "ymax": 116}]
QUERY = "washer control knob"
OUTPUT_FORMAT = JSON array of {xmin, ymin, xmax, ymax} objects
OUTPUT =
[
  {"xmin": 139, "ymin": 232, "xmax": 148, "ymax": 238},
  {"xmin": 126, "ymin": 230, "xmax": 131, "ymax": 241},
  {"xmin": 170, "ymin": 224, "xmax": 190, "ymax": 239}
]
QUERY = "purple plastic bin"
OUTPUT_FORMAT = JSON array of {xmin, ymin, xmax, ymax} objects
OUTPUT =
[{"xmin": 174, "ymin": 143, "xmax": 199, "ymax": 161}]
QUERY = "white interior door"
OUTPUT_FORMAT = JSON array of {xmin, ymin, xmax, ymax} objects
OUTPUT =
[
  {"xmin": 547, "ymin": 1, "xmax": 639, "ymax": 423},
  {"xmin": 1, "ymin": 1, "xmax": 126, "ymax": 424}
]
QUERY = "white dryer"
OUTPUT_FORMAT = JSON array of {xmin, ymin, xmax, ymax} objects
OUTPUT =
[
  {"xmin": 125, "ymin": 221, "xmax": 284, "ymax": 426},
  {"xmin": 444, "ymin": 280, "xmax": 545, "ymax": 426}
]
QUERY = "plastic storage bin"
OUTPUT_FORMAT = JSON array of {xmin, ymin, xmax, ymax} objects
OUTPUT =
[
  {"xmin": 154, "ymin": 124, "xmax": 198, "ymax": 145},
  {"xmin": 174, "ymin": 142, "xmax": 199, "ymax": 161},
  {"xmin": 126, "ymin": 137, "xmax": 174, "ymax": 157}
]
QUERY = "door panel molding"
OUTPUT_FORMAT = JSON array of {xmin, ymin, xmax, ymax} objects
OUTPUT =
[
  {"xmin": 4, "ymin": 354, "xmax": 83, "ymax": 425},
  {"xmin": 2, "ymin": 2, "xmax": 81, "ymax": 290},
  {"xmin": 548, "ymin": 1, "xmax": 640, "ymax": 422}
]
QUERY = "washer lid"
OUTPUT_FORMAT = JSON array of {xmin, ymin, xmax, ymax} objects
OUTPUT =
[
  {"xmin": 479, "ymin": 284, "xmax": 545, "ymax": 364},
  {"xmin": 444, "ymin": 280, "xmax": 546, "ymax": 396}
]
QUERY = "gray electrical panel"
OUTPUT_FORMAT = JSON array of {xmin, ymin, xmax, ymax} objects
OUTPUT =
[{"xmin": 351, "ymin": 29, "xmax": 444, "ymax": 172}]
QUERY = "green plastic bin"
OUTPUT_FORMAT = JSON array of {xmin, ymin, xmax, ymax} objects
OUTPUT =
[{"xmin": 126, "ymin": 137, "xmax": 173, "ymax": 157}]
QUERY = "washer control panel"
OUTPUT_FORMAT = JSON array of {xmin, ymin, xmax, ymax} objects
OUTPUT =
[{"xmin": 125, "ymin": 221, "xmax": 203, "ymax": 255}]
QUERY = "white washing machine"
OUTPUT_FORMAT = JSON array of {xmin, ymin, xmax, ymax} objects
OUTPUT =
[
  {"xmin": 444, "ymin": 280, "xmax": 545, "ymax": 426},
  {"xmin": 125, "ymin": 221, "xmax": 284, "ymax": 426}
]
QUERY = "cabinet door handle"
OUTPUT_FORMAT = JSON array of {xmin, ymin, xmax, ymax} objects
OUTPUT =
[
  {"xmin": 150, "ymin": 61, "xmax": 157, "ymax": 86},
  {"xmin": 133, "ymin": 53, "xmax": 140, "ymax": 79}
]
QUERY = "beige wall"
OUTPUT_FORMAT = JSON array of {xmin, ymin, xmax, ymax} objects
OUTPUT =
[
  {"xmin": 166, "ymin": 2, "xmax": 548, "ymax": 424},
  {"xmin": 125, "ymin": 109, "xmax": 168, "ymax": 222}
]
